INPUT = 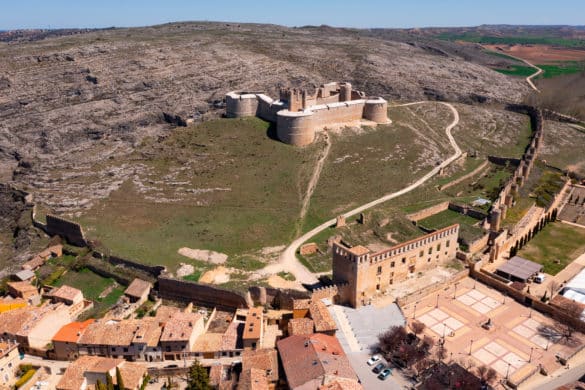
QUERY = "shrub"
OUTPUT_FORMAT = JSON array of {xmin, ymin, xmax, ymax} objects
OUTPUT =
[{"xmin": 15, "ymin": 369, "xmax": 36, "ymax": 388}]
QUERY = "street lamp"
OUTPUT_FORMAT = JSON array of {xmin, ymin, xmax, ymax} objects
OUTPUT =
[
  {"xmin": 529, "ymin": 347, "xmax": 534, "ymax": 363},
  {"xmin": 442, "ymin": 323, "xmax": 447, "ymax": 339},
  {"xmin": 436, "ymin": 294, "xmax": 440, "ymax": 308},
  {"xmin": 413, "ymin": 301, "xmax": 418, "ymax": 319},
  {"xmin": 505, "ymin": 362, "xmax": 511, "ymax": 380},
  {"xmin": 453, "ymin": 282, "xmax": 459, "ymax": 299},
  {"xmin": 469, "ymin": 339, "xmax": 474, "ymax": 355}
]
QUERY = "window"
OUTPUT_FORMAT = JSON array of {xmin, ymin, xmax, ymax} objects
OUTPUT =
[
  {"xmin": 390, "ymin": 261, "xmax": 395, "ymax": 268},
  {"xmin": 437, "ymin": 244, "xmax": 441, "ymax": 251},
  {"xmin": 401, "ymin": 258, "xmax": 406, "ymax": 264},
  {"xmin": 428, "ymin": 247, "xmax": 432, "ymax": 255},
  {"xmin": 377, "ymin": 266, "xmax": 382, "ymax": 274},
  {"xmin": 419, "ymin": 251, "xmax": 424, "ymax": 257},
  {"xmin": 446, "ymin": 240, "xmax": 450, "ymax": 247}
]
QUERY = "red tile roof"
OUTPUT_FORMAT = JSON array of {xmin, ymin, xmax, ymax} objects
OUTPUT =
[
  {"xmin": 277, "ymin": 334, "xmax": 358, "ymax": 389},
  {"xmin": 53, "ymin": 319, "xmax": 95, "ymax": 343}
]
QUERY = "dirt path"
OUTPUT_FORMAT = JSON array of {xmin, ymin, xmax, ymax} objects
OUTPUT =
[
  {"xmin": 296, "ymin": 131, "xmax": 332, "ymax": 235},
  {"xmin": 260, "ymin": 101, "xmax": 462, "ymax": 285},
  {"xmin": 492, "ymin": 50, "xmax": 543, "ymax": 93}
]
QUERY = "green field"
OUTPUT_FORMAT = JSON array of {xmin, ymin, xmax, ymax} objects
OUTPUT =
[
  {"xmin": 77, "ymin": 117, "xmax": 320, "ymax": 269},
  {"xmin": 54, "ymin": 267, "xmax": 124, "ymax": 318},
  {"xmin": 494, "ymin": 65, "xmax": 537, "ymax": 77},
  {"xmin": 519, "ymin": 222, "xmax": 585, "ymax": 275},
  {"xmin": 494, "ymin": 62, "xmax": 585, "ymax": 79},
  {"xmin": 437, "ymin": 33, "xmax": 585, "ymax": 48}
]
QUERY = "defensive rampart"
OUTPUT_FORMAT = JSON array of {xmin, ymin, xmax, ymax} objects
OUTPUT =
[
  {"xmin": 157, "ymin": 277, "xmax": 249, "ymax": 309},
  {"xmin": 44, "ymin": 214, "xmax": 87, "ymax": 247}
]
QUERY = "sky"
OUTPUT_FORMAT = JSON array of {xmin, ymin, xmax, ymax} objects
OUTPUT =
[{"xmin": 1, "ymin": 0, "xmax": 584, "ymax": 30}]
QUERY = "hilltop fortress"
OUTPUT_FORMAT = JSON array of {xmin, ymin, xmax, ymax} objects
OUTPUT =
[{"xmin": 225, "ymin": 82, "xmax": 391, "ymax": 146}]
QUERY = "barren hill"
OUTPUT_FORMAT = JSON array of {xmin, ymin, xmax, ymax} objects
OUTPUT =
[{"xmin": 0, "ymin": 22, "xmax": 529, "ymax": 264}]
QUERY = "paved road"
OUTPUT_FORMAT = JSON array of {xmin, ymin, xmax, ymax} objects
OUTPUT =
[{"xmin": 260, "ymin": 102, "xmax": 462, "ymax": 284}]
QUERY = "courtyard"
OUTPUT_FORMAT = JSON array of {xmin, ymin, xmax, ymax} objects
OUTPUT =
[{"xmin": 401, "ymin": 277, "xmax": 585, "ymax": 385}]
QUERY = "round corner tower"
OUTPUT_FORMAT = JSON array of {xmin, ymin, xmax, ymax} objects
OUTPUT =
[
  {"xmin": 225, "ymin": 91, "xmax": 259, "ymax": 118},
  {"xmin": 363, "ymin": 97, "xmax": 391, "ymax": 124},
  {"xmin": 276, "ymin": 110, "xmax": 315, "ymax": 146}
]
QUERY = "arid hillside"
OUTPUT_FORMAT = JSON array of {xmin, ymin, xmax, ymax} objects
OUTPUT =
[{"xmin": 0, "ymin": 22, "xmax": 529, "ymax": 266}]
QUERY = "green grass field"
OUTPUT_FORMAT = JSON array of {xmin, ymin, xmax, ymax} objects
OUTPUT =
[
  {"xmin": 418, "ymin": 209, "xmax": 481, "ymax": 230},
  {"xmin": 494, "ymin": 65, "xmax": 537, "ymax": 77},
  {"xmin": 54, "ymin": 267, "xmax": 124, "ymax": 318},
  {"xmin": 437, "ymin": 33, "xmax": 585, "ymax": 48},
  {"xmin": 76, "ymin": 117, "xmax": 320, "ymax": 269},
  {"xmin": 519, "ymin": 222, "xmax": 585, "ymax": 275}
]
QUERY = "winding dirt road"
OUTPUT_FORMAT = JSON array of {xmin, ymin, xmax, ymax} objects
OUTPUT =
[{"xmin": 260, "ymin": 102, "xmax": 462, "ymax": 285}]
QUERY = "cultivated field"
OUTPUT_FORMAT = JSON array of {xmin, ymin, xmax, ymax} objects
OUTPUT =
[
  {"xmin": 519, "ymin": 222, "xmax": 585, "ymax": 275},
  {"xmin": 484, "ymin": 44, "xmax": 585, "ymax": 64}
]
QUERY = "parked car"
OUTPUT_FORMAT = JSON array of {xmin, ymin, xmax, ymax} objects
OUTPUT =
[
  {"xmin": 378, "ymin": 368, "xmax": 392, "ymax": 380},
  {"xmin": 534, "ymin": 273, "xmax": 546, "ymax": 283},
  {"xmin": 367, "ymin": 354, "xmax": 381, "ymax": 366},
  {"xmin": 372, "ymin": 362, "xmax": 386, "ymax": 374}
]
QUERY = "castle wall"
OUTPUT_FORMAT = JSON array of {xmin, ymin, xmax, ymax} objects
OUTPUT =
[
  {"xmin": 333, "ymin": 224, "xmax": 459, "ymax": 308},
  {"xmin": 256, "ymin": 94, "xmax": 283, "ymax": 123},
  {"xmin": 158, "ymin": 277, "xmax": 248, "ymax": 309},
  {"xmin": 276, "ymin": 110, "xmax": 315, "ymax": 146},
  {"xmin": 225, "ymin": 92, "xmax": 259, "ymax": 118},
  {"xmin": 45, "ymin": 215, "xmax": 87, "ymax": 247},
  {"xmin": 310, "ymin": 100, "xmax": 366, "ymax": 126}
]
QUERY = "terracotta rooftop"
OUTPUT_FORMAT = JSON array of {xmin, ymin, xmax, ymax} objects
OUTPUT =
[
  {"xmin": 242, "ymin": 348, "xmax": 279, "ymax": 382},
  {"xmin": 124, "ymin": 278, "xmax": 152, "ymax": 298},
  {"xmin": 154, "ymin": 305, "xmax": 181, "ymax": 320},
  {"xmin": 7, "ymin": 281, "xmax": 38, "ymax": 295},
  {"xmin": 0, "ymin": 303, "xmax": 69, "ymax": 337},
  {"xmin": 221, "ymin": 320, "xmax": 243, "ymax": 351},
  {"xmin": 243, "ymin": 307, "xmax": 263, "ymax": 340},
  {"xmin": 160, "ymin": 312, "xmax": 202, "ymax": 342},
  {"xmin": 79, "ymin": 318, "xmax": 162, "ymax": 347},
  {"xmin": 288, "ymin": 318, "xmax": 315, "ymax": 335},
  {"xmin": 49, "ymin": 285, "xmax": 83, "ymax": 302},
  {"xmin": 309, "ymin": 300, "xmax": 337, "ymax": 333},
  {"xmin": 118, "ymin": 361, "xmax": 147, "ymax": 389},
  {"xmin": 292, "ymin": 299, "xmax": 311, "ymax": 310},
  {"xmin": 53, "ymin": 319, "xmax": 95, "ymax": 343},
  {"xmin": 277, "ymin": 334, "xmax": 357, "ymax": 389},
  {"xmin": 238, "ymin": 368, "xmax": 269, "ymax": 390},
  {"xmin": 21, "ymin": 256, "xmax": 44, "ymax": 271},
  {"xmin": 57, "ymin": 356, "xmax": 123, "ymax": 390}
]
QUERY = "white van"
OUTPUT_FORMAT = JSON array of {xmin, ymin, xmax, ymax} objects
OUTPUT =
[{"xmin": 534, "ymin": 274, "xmax": 546, "ymax": 284}]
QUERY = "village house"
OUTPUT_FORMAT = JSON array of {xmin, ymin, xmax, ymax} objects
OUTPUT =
[
  {"xmin": 0, "ymin": 342, "xmax": 19, "ymax": 387},
  {"xmin": 77, "ymin": 318, "xmax": 163, "ymax": 362},
  {"xmin": 0, "ymin": 297, "xmax": 27, "ymax": 314},
  {"xmin": 0, "ymin": 303, "xmax": 72, "ymax": 353},
  {"xmin": 241, "ymin": 348, "xmax": 279, "ymax": 388},
  {"xmin": 238, "ymin": 368, "xmax": 269, "ymax": 390},
  {"xmin": 52, "ymin": 319, "xmax": 95, "ymax": 360},
  {"xmin": 56, "ymin": 355, "xmax": 147, "ymax": 390},
  {"xmin": 7, "ymin": 281, "xmax": 40, "ymax": 305},
  {"xmin": 242, "ymin": 307, "xmax": 264, "ymax": 350},
  {"xmin": 123, "ymin": 278, "xmax": 152, "ymax": 305},
  {"xmin": 44, "ymin": 284, "xmax": 90, "ymax": 318},
  {"xmin": 21, "ymin": 244, "xmax": 63, "ymax": 271},
  {"xmin": 288, "ymin": 318, "xmax": 315, "ymax": 336},
  {"xmin": 159, "ymin": 311, "xmax": 205, "ymax": 360},
  {"xmin": 277, "ymin": 333, "xmax": 361, "ymax": 390}
]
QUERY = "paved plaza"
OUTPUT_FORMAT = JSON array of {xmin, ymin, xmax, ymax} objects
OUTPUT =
[{"xmin": 402, "ymin": 277, "xmax": 585, "ymax": 386}]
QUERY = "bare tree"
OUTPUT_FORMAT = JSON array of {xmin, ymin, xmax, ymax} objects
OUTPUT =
[
  {"xmin": 411, "ymin": 320, "xmax": 426, "ymax": 335},
  {"xmin": 562, "ymin": 300, "xmax": 584, "ymax": 340},
  {"xmin": 549, "ymin": 280, "xmax": 560, "ymax": 298}
]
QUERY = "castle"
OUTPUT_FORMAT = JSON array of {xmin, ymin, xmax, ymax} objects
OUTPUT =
[
  {"xmin": 225, "ymin": 82, "xmax": 391, "ymax": 146},
  {"xmin": 332, "ymin": 224, "xmax": 460, "ymax": 308}
]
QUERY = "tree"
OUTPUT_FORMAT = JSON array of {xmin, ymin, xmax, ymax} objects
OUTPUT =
[
  {"xmin": 96, "ymin": 380, "xmax": 107, "ymax": 390},
  {"xmin": 562, "ymin": 300, "xmax": 584, "ymax": 340},
  {"xmin": 378, "ymin": 326, "xmax": 408, "ymax": 357},
  {"xmin": 116, "ymin": 367, "xmax": 125, "ymax": 390},
  {"xmin": 410, "ymin": 320, "xmax": 426, "ymax": 336},
  {"xmin": 106, "ymin": 372, "xmax": 115, "ymax": 390},
  {"xmin": 549, "ymin": 281, "xmax": 560, "ymax": 298},
  {"xmin": 187, "ymin": 360, "xmax": 211, "ymax": 390}
]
